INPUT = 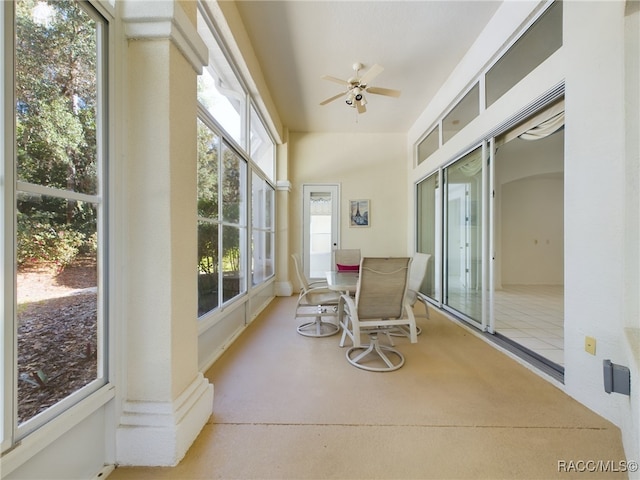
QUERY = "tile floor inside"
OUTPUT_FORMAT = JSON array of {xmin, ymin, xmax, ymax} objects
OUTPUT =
[
  {"xmin": 494, "ymin": 284, "xmax": 564, "ymax": 366},
  {"xmin": 444, "ymin": 284, "xmax": 564, "ymax": 367}
]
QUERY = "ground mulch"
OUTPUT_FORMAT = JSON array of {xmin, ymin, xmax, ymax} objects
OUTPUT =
[{"xmin": 16, "ymin": 259, "xmax": 97, "ymax": 424}]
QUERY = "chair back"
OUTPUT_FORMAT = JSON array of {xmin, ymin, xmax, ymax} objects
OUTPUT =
[
  {"xmin": 291, "ymin": 253, "xmax": 310, "ymax": 291},
  {"xmin": 406, "ymin": 253, "xmax": 431, "ymax": 305},
  {"xmin": 356, "ymin": 257, "xmax": 411, "ymax": 319},
  {"xmin": 333, "ymin": 249, "xmax": 361, "ymax": 271}
]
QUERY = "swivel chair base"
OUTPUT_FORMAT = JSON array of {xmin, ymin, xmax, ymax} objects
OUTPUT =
[
  {"xmin": 297, "ymin": 317, "xmax": 339, "ymax": 337},
  {"xmin": 346, "ymin": 333, "xmax": 405, "ymax": 372}
]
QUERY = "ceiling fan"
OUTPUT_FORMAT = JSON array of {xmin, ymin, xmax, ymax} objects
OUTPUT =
[{"xmin": 319, "ymin": 62, "xmax": 401, "ymax": 114}]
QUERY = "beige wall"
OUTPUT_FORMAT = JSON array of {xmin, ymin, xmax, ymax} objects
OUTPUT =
[{"xmin": 287, "ymin": 132, "xmax": 408, "ymax": 287}]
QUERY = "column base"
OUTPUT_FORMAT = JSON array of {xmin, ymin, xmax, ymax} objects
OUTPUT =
[
  {"xmin": 116, "ymin": 373, "xmax": 214, "ymax": 466},
  {"xmin": 275, "ymin": 281, "xmax": 293, "ymax": 296}
]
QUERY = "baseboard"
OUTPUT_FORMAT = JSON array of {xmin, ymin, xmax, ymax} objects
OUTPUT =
[{"xmin": 275, "ymin": 281, "xmax": 293, "ymax": 296}]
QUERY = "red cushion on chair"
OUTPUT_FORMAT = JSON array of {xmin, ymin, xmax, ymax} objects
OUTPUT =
[{"xmin": 337, "ymin": 264, "xmax": 359, "ymax": 272}]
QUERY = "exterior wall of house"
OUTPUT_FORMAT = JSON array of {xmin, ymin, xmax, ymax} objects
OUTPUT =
[
  {"xmin": 563, "ymin": 0, "xmax": 639, "ymax": 466},
  {"xmin": 406, "ymin": 0, "xmax": 640, "ymax": 469}
]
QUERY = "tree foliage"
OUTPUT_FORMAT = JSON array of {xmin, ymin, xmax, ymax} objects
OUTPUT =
[{"xmin": 15, "ymin": 0, "xmax": 98, "ymax": 266}]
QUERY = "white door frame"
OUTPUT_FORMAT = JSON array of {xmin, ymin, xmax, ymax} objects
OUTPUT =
[{"xmin": 302, "ymin": 184, "xmax": 340, "ymax": 280}]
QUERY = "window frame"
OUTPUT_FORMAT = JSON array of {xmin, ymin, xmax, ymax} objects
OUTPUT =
[
  {"xmin": 413, "ymin": 0, "xmax": 561, "ymax": 166},
  {"xmin": 196, "ymin": 0, "xmax": 277, "ymax": 322},
  {"xmin": 2, "ymin": 0, "xmax": 111, "ymax": 449}
]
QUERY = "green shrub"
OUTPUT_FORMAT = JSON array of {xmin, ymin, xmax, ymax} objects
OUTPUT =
[{"xmin": 17, "ymin": 212, "xmax": 86, "ymax": 268}]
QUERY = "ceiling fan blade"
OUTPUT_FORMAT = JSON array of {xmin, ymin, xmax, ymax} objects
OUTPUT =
[
  {"xmin": 359, "ymin": 63, "xmax": 384, "ymax": 86},
  {"xmin": 356, "ymin": 102, "xmax": 367, "ymax": 114},
  {"xmin": 320, "ymin": 91, "xmax": 347, "ymax": 106},
  {"xmin": 366, "ymin": 86, "xmax": 402, "ymax": 98},
  {"xmin": 321, "ymin": 74, "xmax": 350, "ymax": 86}
]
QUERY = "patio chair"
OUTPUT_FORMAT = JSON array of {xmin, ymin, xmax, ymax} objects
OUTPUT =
[
  {"xmin": 291, "ymin": 253, "xmax": 340, "ymax": 337},
  {"xmin": 333, "ymin": 249, "xmax": 361, "ymax": 272},
  {"xmin": 338, "ymin": 257, "xmax": 417, "ymax": 371},
  {"xmin": 391, "ymin": 252, "xmax": 431, "ymax": 338}
]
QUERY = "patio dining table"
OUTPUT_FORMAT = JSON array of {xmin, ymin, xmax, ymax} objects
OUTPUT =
[{"xmin": 325, "ymin": 271, "xmax": 359, "ymax": 295}]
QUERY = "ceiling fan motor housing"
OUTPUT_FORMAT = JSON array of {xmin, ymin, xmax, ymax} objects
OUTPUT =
[{"xmin": 320, "ymin": 62, "xmax": 400, "ymax": 113}]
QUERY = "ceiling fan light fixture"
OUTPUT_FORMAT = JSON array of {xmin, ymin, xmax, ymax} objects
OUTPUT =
[
  {"xmin": 320, "ymin": 62, "xmax": 400, "ymax": 114},
  {"xmin": 345, "ymin": 92, "xmax": 355, "ymax": 106}
]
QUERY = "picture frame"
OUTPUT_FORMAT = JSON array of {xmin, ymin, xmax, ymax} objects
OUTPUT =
[{"xmin": 349, "ymin": 199, "xmax": 370, "ymax": 227}]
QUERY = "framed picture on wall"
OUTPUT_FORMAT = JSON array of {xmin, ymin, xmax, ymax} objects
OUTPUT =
[{"xmin": 349, "ymin": 199, "xmax": 370, "ymax": 227}]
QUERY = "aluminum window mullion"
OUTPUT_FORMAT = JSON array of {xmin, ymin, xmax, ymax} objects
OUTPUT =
[
  {"xmin": 1, "ymin": 0, "xmax": 16, "ymax": 453},
  {"xmin": 16, "ymin": 182, "xmax": 101, "ymax": 204},
  {"xmin": 488, "ymin": 137, "xmax": 496, "ymax": 334},
  {"xmin": 481, "ymin": 140, "xmax": 488, "ymax": 332}
]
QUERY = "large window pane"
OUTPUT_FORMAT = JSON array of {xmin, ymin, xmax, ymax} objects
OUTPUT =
[
  {"xmin": 16, "ymin": 0, "xmax": 98, "ymax": 196},
  {"xmin": 198, "ymin": 220, "xmax": 219, "ymax": 316},
  {"xmin": 222, "ymin": 226, "xmax": 242, "ymax": 302},
  {"xmin": 14, "ymin": 0, "xmax": 105, "ymax": 429},
  {"xmin": 197, "ymin": 119, "xmax": 219, "ymax": 218},
  {"xmin": 251, "ymin": 172, "xmax": 274, "ymax": 286},
  {"xmin": 16, "ymin": 194, "xmax": 99, "ymax": 424},
  {"xmin": 222, "ymin": 143, "xmax": 246, "ymax": 225},
  {"xmin": 197, "ymin": 120, "xmax": 220, "ymax": 317},
  {"xmin": 486, "ymin": 1, "xmax": 562, "ymax": 107}
]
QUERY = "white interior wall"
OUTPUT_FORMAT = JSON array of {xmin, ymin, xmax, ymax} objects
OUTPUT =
[
  {"xmin": 496, "ymin": 132, "xmax": 564, "ymax": 287},
  {"xmin": 288, "ymin": 132, "xmax": 407, "ymax": 290},
  {"xmin": 501, "ymin": 175, "xmax": 563, "ymax": 285}
]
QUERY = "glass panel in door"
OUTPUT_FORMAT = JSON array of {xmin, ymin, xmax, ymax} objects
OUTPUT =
[
  {"xmin": 492, "ymin": 124, "xmax": 565, "ymax": 368},
  {"xmin": 445, "ymin": 148, "xmax": 483, "ymax": 323},
  {"xmin": 416, "ymin": 172, "xmax": 441, "ymax": 301},
  {"xmin": 302, "ymin": 185, "xmax": 339, "ymax": 280}
]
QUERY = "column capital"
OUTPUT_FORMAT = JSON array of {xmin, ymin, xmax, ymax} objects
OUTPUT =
[
  {"xmin": 276, "ymin": 180, "xmax": 292, "ymax": 192},
  {"xmin": 122, "ymin": 0, "xmax": 208, "ymax": 74}
]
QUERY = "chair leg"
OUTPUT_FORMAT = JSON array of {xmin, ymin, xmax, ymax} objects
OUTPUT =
[
  {"xmin": 346, "ymin": 333, "xmax": 405, "ymax": 372},
  {"xmin": 297, "ymin": 304, "xmax": 339, "ymax": 337},
  {"xmin": 389, "ymin": 324, "xmax": 422, "ymax": 337}
]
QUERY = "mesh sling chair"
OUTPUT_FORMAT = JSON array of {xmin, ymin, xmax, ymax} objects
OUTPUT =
[
  {"xmin": 291, "ymin": 253, "xmax": 341, "ymax": 337},
  {"xmin": 333, "ymin": 249, "xmax": 361, "ymax": 272},
  {"xmin": 338, "ymin": 257, "xmax": 418, "ymax": 371},
  {"xmin": 390, "ymin": 252, "xmax": 431, "ymax": 338}
]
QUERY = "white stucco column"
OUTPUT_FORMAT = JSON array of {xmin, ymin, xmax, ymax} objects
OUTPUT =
[
  {"xmin": 116, "ymin": 1, "xmax": 213, "ymax": 466},
  {"xmin": 276, "ymin": 136, "xmax": 293, "ymax": 296}
]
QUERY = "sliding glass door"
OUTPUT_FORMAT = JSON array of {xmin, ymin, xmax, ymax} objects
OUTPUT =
[
  {"xmin": 444, "ymin": 147, "xmax": 484, "ymax": 325},
  {"xmin": 415, "ymin": 101, "xmax": 565, "ymax": 371},
  {"xmin": 416, "ymin": 172, "xmax": 441, "ymax": 301},
  {"xmin": 491, "ymin": 107, "xmax": 565, "ymax": 369}
]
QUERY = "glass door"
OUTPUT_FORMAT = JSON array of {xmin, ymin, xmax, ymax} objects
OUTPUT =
[
  {"xmin": 444, "ymin": 147, "xmax": 484, "ymax": 325},
  {"xmin": 490, "ymin": 108, "xmax": 565, "ymax": 369},
  {"xmin": 302, "ymin": 184, "xmax": 339, "ymax": 280},
  {"xmin": 416, "ymin": 171, "xmax": 441, "ymax": 302}
]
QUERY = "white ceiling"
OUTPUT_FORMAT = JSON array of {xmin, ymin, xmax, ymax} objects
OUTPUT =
[{"xmin": 234, "ymin": 1, "xmax": 502, "ymax": 134}]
